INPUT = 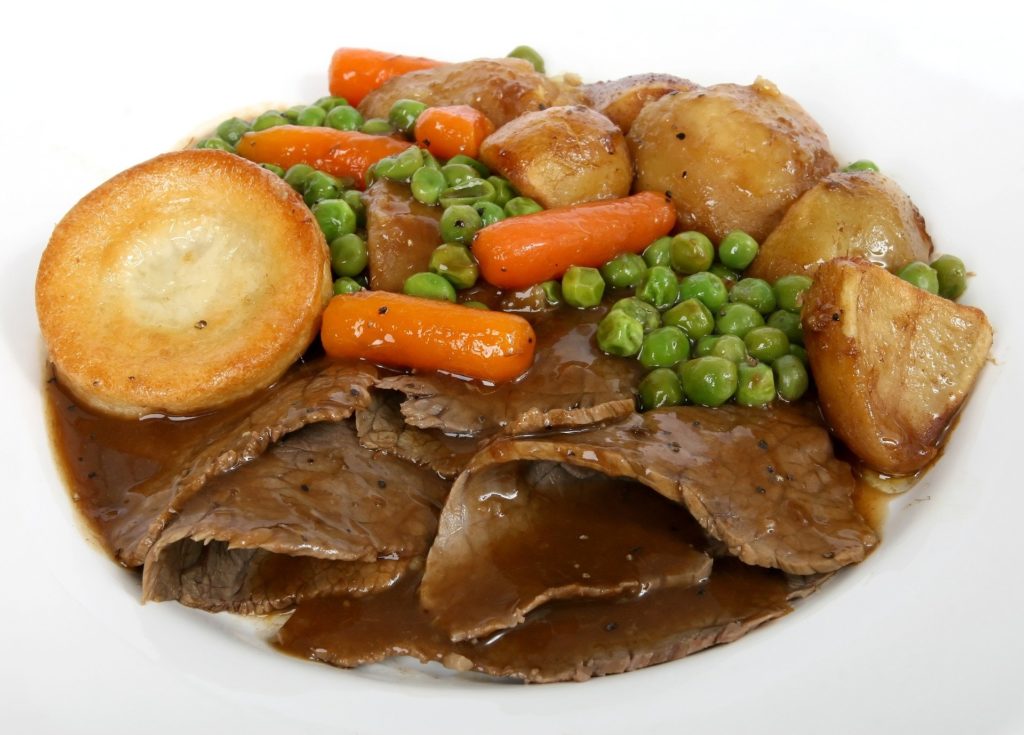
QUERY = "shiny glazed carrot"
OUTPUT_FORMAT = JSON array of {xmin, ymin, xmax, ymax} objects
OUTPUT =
[
  {"xmin": 328, "ymin": 48, "xmax": 443, "ymax": 105},
  {"xmin": 414, "ymin": 105, "xmax": 495, "ymax": 160},
  {"xmin": 235, "ymin": 126, "xmax": 412, "ymax": 188},
  {"xmin": 321, "ymin": 291, "xmax": 536, "ymax": 383},
  {"xmin": 473, "ymin": 192, "xmax": 677, "ymax": 289}
]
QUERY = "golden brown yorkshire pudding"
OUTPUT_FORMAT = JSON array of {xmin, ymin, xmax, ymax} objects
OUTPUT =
[{"xmin": 36, "ymin": 149, "xmax": 332, "ymax": 418}]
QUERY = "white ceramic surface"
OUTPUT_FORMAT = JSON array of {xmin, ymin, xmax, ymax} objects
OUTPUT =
[{"xmin": 3, "ymin": 2, "xmax": 1022, "ymax": 733}]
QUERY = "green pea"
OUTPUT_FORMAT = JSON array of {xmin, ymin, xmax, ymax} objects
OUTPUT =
[
  {"xmin": 772, "ymin": 274, "xmax": 814, "ymax": 313},
  {"xmin": 743, "ymin": 326, "xmax": 790, "ymax": 363},
  {"xmin": 679, "ymin": 271, "xmax": 728, "ymax": 311},
  {"xmin": 662, "ymin": 298, "xmax": 714, "ymax": 340},
  {"xmin": 296, "ymin": 105, "xmax": 327, "ymax": 126},
  {"xmin": 282, "ymin": 105, "xmax": 305, "ymax": 122},
  {"xmin": 410, "ymin": 166, "xmax": 446, "ymax": 205},
  {"xmin": 507, "ymin": 45, "xmax": 545, "ymax": 73},
  {"xmin": 708, "ymin": 262, "xmax": 740, "ymax": 289},
  {"xmin": 315, "ymin": 95, "xmax": 349, "ymax": 111},
  {"xmin": 377, "ymin": 146, "xmax": 424, "ymax": 182},
  {"xmin": 488, "ymin": 176, "xmax": 516, "ymax": 207},
  {"xmin": 440, "ymin": 204, "xmax": 483, "ymax": 245},
  {"xmin": 562, "ymin": 266, "xmax": 605, "ymax": 308},
  {"xmin": 715, "ymin": 302, "xmax": 764, "ymax": 337},
  {"xmin": 717, "ymin": 230, "xmax": 759, "ymax": 271},
  {"xmin": 215, "ymin": 117, "xmax": 251, "ymax": 146},
  {"xmin": 429, "ymin": 243, "xmax": 479, "ymax": 289},
  {"xmin": 695, "ymin": 334, "xmax": 747, "ymax": 363},
  {"xmin": 932, "ymin": 254, "xmax": 967, "ymax": 299},
  {"xmin": 773, "ymin": 355, "xmax": 810, "ymax": 402},
  {"xmin": 670, "ymin": 231, "xmax": 715, "ymax": 275},
  {"xmin": 730, "ymin": 277, "xmax": 776, "ymax": 314},
  {"xmin": 325, "ymin": 104, "xmax": 364, "ymax": 131},
  {"xmin": 596, "ymin": 310, "xmax": 644, "ymax": 356},
  {"xmin": 252, "ymin": 110, "xmax": 289, "ymax": 131},
  {"xmin": 441, "ymin": 163, "xmax": 478, "ymax": 186},
  {"xmin": 284, "ymin": 163, "xmax": 317, "ymax": 192},
  {"xmin": 677, "ymin": 356, "xmax": 738, "ymax": 407},
  {"xmin": 600, "ymin": 253, "xmax": 648, "ymax": 289},
  {"xmin": 788, "ymin": 344, "xmax": 809, "ymax": 367},
  {"xmin": 388, "ymin": 99, "xmax": 427, "ymax": 135},
  {"xmin": 260, "ymin": 163, "xmax": 285, "ymax": 177},
  {"xmin": 439, "ymin": 178, "xmax": 496, "ymax": 208},
  {"xmin": 736, "ymin": 362, "xmax": 776, "ymax": 408},
  {"xmin": 421, "ymin": 150, "xmax": 442, "ymax": 171},
  {"xmin": 313, "ymin": 199, "xmax": 357, "ymax": 242},
  {"xmin": 642, "ymin": 236, "xmax": 673, "ymax": 268},
  {"xmin": 842, "ymin": 159, "xmax": 880, "ymax": 172},
  {"xmin": 766, "ymin": 309, "xmax": 803, "ymax": 344},
  {"xmin": 196, "ymin": 137, "xmax": 233, "ymax": 152},
  {"xmin": 447, "ymin": 155, "xmax": 490, "ymax": 178},
  {"xmin": 610, "ymin": 296, "xmax": 661, "ymax": 332},
  {"xmin": 504, "ymin": 196, "xmax": 543, "ymax": 217},
  {"xmin": 332, "ymin": 276, "xmax": 363, "ymax": 295},
  {"xmin": 540, "ymin": 280, "xmax": 562, "ymax": 305},
  {"xmin": 638, "ymin": 368, "xmax": 684, "ymax": 411},
  {"xmin": 639, "ymin": 326, "xmax": 691, "ymax": 368},
  {"xmin": 360, "ymin": 117, "xmax": 393, "ymax": 135},
  {"xmin": 403, "ymin": 272, "xmax": 457, "ymax": 302},
  {"xmin": 636, "ymin": 265, "xmax": 679, "ymax": 310},
  {"xmin": 303, "ymin": 171, "xmax": 344, "ymax": 206},
  {"xmin": 342, "ymin": 189, "xmax": 366, "ymax": 227},
  {"xmin": 462, "ymin": 300, "xmax": 490, "ymax": 310},
  {"xmin": 898, "ymin": 261, "xmax": 939, "ymax": 294},
  {"xmin": 329, "ymin": 233, "xmax": 368, "ymax": 277},
  {"xmin": 474, "ymin": 200, "xmax": 506, "ymax": 227}
]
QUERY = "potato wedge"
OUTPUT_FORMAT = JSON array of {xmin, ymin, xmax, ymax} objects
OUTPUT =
[
  {"xmin": 479, "ymin": 105, "xmax": 631, "ymax": 209},
  {"xmin": 581, "ymin": 73, "xmax": 695, "ymax": 134},
  {"xmin": 629, "ymin": 78, "xmax": 836, "ymax": 242},
  {"xmin": 747, "ymin": 171, "xmax": 933, "ymax": 282},
  {"xmin": 803, "ymin": 258, "xmax": 992, "ymax": 475},
  {"xmin": 358, "ymin": 58, "xmax": 575, "ymax": 129}
]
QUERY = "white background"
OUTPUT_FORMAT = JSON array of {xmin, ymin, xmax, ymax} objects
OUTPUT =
[{"xmin": 2, "ymin": 1, "xmax": 1022, "ymax": 733}]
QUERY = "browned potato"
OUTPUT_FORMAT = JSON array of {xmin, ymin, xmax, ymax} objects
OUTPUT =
[
  {"xmin": 479, "ymin": 105, "xmax": 632, "ymax": 209},
  {"xmin": 629, "ymin": 78, "xmax": 836, "ymax": 242},
  {"xmin": 365, "ymin": 179, "xmax": 441, "ymax": 293},
  {"xmin": 747, "ymin": 171, "xmax": 933, "ymax": 282},
  {"xmin": 358, "ymin": 58, "xmax": 576, "ymax": 129},
  {"xmin": 581, "ymin": 73, "xmax": 696, "ymax": 134},
  {"xmin": 803, "ymin": 258, "xmax": 992, "ymax": 476}
]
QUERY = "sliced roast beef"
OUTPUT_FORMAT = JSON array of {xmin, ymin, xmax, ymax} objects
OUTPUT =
[
  {"xmin": 103, "ymin": 360, "xmax": 377, "ymax": 567},
  {"xmin": 420, "ymin": 460, "xmax": 712, "ymax": 641},
  {"xmin": 142, "ymin": 420, "xmax": 449, "ymax": 613},
  {"xmin": 455, "ymin": 405, "xmax": 877, "ymax": 575},
  {"xmin": 376, "ymin": 305, "xmax": 642, "ymax": 435},
  {"xmin": 278, "ymin": 558, "xmax": 812, "ymax": 683}
]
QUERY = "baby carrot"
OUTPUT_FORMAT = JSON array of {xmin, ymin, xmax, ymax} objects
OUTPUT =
[
  {"xmin": 414, "ymin": 105, "xmax": 496, "ymax": 160},
  {"xmin": 473, "ymin": 192, "xmax": 677, "ymax": 289},
  {"xmin": 321, "ymin": 291, "xmax": 536, "ymax": 384},
  {"xmin": 235, "ymin": 126, "xmax": 412, "ymax": 189},
  {"xmin": 329, "ymin": 48, "xmax": 443, "ymax": 106}
]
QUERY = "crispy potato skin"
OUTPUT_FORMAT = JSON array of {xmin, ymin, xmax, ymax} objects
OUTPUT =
[
  {"xmin": 747, "ymin": 171, "xmax": 933, "ymax": 281},
  {"xmin": 581, "ymin": 73, "xmax": 696, "ymax": 134},
  {"xmin": 358, "ymin": 58, "xmax": 576, "ymax": 129},
  {"xmin": 479, "ymin": 105, "xmax": 632, "ymax": 208},
  {"xmin": 803, "ymin": 258, "xmax": 992, "ymax": 475},
  {"xmin": 629, "ymin": 79, "xmax": 836, "ymax": 242}
]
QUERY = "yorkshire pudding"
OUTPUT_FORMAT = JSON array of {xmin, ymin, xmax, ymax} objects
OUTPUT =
[{"xmin": 36, "ymin": 149, "xmax": 332, "ymax": 417}]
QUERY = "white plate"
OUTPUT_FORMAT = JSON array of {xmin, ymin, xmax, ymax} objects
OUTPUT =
[{"xmin": 3, "ymin": 2, "xmax": 1022, "ymax": 732}]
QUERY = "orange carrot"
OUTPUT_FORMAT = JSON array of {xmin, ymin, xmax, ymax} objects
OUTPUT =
[
  {"xmin": 235, "ymin": 126, "xmax": 412, "ymax": 189},
  {"xmin": 472, "ymin": 192, "xmax": 677, "ymax": 289},
  {"xmin": 321, "ymin": 291, "xmax": 536, "ymax": 383},
  {"xmin": 414, "ymin": 105, "xmax": 496, "ymax": 160},
  {"xmin": 328, "ymin": 48, "xmax": 443, "ymax": 106}
]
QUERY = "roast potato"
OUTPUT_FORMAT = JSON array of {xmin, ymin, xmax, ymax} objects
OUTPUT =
[
  {"xmin": 629, "ymin": 78, "xmax": 836, "ymax": 242},
  {"xmin": 802, "ymin": 258, "xmax": 992, "ymax": 475},
  {"xmin": 581, "ymin": 73, "xmax": 696, "ymax": 134},
  {"xmin": 479, "ymin": 105, "xmax": 632, "ymax": 209},
  {"xmin": 365, "ymin": 179, "xmax": 442, "ymax": 293},
  {"xmin": 747, "ymin": 170, "xmax": 933, "ymax": 282},
  {"xmin": 358, "ymin": 58, "xmax": 576, "ymax": 129}
]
